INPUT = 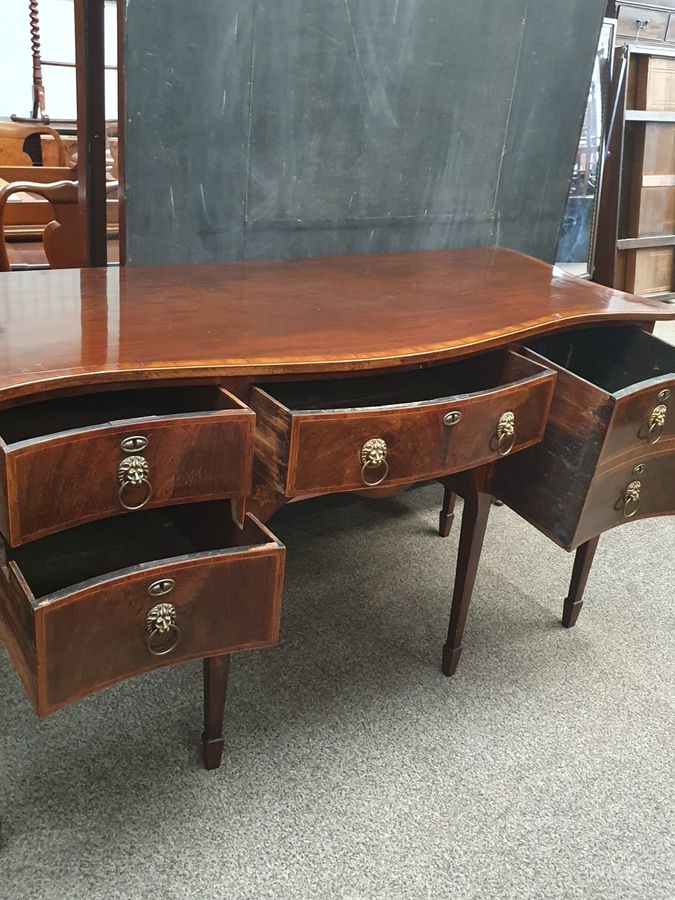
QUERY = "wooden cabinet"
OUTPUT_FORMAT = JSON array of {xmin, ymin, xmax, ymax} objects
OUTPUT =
[
  {"xmin": 0, "ymin": 248, "xmax": 671, "ymax": 771},
  {"xmin": 597, "ymin": 47, "xmax": 675, "ymax": 298}
]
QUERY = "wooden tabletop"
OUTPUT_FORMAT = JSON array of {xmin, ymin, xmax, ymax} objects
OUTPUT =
[{"xmin": 0, "ymin": 247, "xmax": 672, "ymax": 401}]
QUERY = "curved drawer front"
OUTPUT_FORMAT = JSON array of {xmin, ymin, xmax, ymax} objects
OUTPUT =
[
  {"xmin": 0, "ymin": 387, "xmax": 254, "ymax": 546},
  {"xmin": 251, "ymin": 351, "xmax": 555, "ymax": 496},
  {"xmin": 575, "ymin": 449, "xmax": 675, "ymax": 546},
  {"xmin": 0, "ymin": 509, "xmax": 285, "ymax": 715},
  {"xmin": 602, "ymin": 379, "xmax": 674, "ymax": 463}
]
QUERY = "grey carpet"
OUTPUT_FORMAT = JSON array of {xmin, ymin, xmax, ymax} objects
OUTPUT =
[{"xmin": 0, "ymin": 319, "xmax": 673, "ymax": 900}]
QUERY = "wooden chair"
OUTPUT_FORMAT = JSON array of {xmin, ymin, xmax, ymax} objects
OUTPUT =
[
  {"xmin": 0, "ymin": 122, "xmax": 67, "ymax": 167},
  {"xmin": 0, "ymin": 180, "xmax": 118, "ymax": 271}
]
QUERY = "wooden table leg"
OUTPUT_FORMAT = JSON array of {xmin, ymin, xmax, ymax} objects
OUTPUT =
[
  {"xmin": 438, "ymin": 487, "xmax": 457, "ymax": 537},
  {"xmin": 441, "ymin": 469, "xmax": 494, "ymax": 677},
  {"xmin": 202, "ymin": 654, "xmax": 231, "ymax": 770},
  {"xmin": 562, "ymin": 536, "xmax": 600, "ymax": 628}
]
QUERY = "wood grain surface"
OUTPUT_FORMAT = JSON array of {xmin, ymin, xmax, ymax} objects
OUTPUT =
[{"xmin": 0, "ymin": 248, "xmax": 672, "ymax": 402}]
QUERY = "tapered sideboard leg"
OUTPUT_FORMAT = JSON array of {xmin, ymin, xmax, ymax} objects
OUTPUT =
[
  {"xmin": 438, "ymin": 488, "xmax": 457, "ymax": 538},
  {"xmin": 202, "ymin": 654, "xmax": 231, "ymax": 770},
  {"xmin": 562, "ymin": 536, "xmax": 600, "ymax": 629},
  {"xmin": 442, "ymin": 484, "xmax": 493, "ymax": 677}
]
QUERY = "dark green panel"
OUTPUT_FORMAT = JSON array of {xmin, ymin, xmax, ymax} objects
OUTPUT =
[
  {"xmin": 494, "ymin": 0, "xmax": 607, "ymax": 260},
  {"xmin": 123, "ymin": 0, "xmax": 606, "ymax": 265},
  {"xmin": 124, "ymin": 0, "xmax": 252, "ymax": 264}
]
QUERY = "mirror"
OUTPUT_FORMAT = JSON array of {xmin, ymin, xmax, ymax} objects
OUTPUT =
[{"xmin": 555, "ymin": 18, "xmax": 616, "ymax": 279}]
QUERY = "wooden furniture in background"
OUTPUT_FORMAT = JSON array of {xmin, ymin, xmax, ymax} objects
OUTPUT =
[
  {"xmin": 615, "ymin": 1, "xmax": 675, "ymax": 49},
  {"xmin": 596, "ymin": 45, "xmax": 675, "ymax": 298},
  {"xmin": 0, "ymin": 248, "xmax": 671, "ymax": 769},
  {"xmin": 0, "ymin": 179, "xmax": 118, "ymax": 270},
  {"xmin": 0, "ymin": 122, "xmax": 67, "ymax": 167}
]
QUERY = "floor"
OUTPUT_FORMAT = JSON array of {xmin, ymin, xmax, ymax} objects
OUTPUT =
[{"xmin": 0, "ymin": 323, "xmax": 673, "ymax": 900}]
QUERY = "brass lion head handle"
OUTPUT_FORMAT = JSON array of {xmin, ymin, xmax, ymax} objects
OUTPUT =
[
  {"xmin": 118, "ymin": 454, "xmax": 152, "ymax": 511},
  {"xmin": 360, "ymin": 437, "xmax": 389, "ymax": 487},
  {"xmin": 145, "ymin": 600, "xmax": 181, "ymax": 656},
  {"xmin": 496, "ymin": 411, "xmax": 516, "ymax": 456},
  {"xmin": 647, "ymin": 404, "xmax": 667, "ymax": 445},
  {"xmin": 623, "ymin": 480, "xmax": 641, "ymax": 518}
]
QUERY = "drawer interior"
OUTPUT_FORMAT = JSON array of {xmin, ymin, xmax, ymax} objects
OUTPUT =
[
  {"xmin": 0, "ymin": 384, "xmax": 238, "ymax": 444},
  {"xmin": 526, "ymin": 327, "xmax": 675, "ymax": 394},
  {"xmin": 256, "ymin": 350, "xmax": 541, "ymax": 411},
  {"xmin": 6, "ymin": 502, "xmax": 268, "ymax": 598}
]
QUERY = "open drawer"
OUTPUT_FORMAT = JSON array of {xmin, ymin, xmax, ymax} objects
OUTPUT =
[
  {"xmin": 250, "ymin": 349, "xmax": 556, "ymax": 495},
  {"xmin": 524, "ymin": 327, "xmax": 675, "ymax": 467},
  {"xmin": 0, "ymin": 502, "xmax": 285, "ymax": 715},
  {"xmin": 0, "ymin": 384, "xmax": 255, "ymax": 546}
]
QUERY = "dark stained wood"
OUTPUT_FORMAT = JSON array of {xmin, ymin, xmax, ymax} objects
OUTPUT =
[
  {"xmin": 0, "ymin": 248, "xmax": 672, "ymax": 403},
  {"xmin": 439, "ymin": 467, "xmax": 494, "ymax": 677},
  {"xmin": 74, "ymin": 0, "xmax": 108, "ymax": 266},
  {"xmin": 562, "ymin": 536, "xmax": 600, "ymax": 628},
  {"xmin": 202, "ymin": 654, "xmax": 230, "ymax": 770},
  {"xmin": 251, "ymin": 351, "xmax": 556, "ymax": 496},
  {"xmin": 0, "ymin": 505, "xmax": 285, "ymax": 716},
  {"xmin": 0, "ymin": 386, "xmax": 254, "ymax": 545},
  {"xmin": 493, "ymin": 352, "xmax": 612, "ymax": 551},
  {"xmin": 575, "ymin": 445, "xmax": 675, "ymax": 546},
  {"xmin": 0, "ymin": 249, "xmax": 673, "ymax": 769},
  {"xmin": 438, "ymin": 488, "xmax": 457, "ymax": 538}
]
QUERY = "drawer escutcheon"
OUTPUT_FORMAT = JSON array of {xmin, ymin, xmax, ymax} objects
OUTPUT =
[
  {"xmin": 121, "ymin": 435, "xmax": 149, "ymax": 453},
  {"xmin": 443, "ymin": 410, "xmax": 462, "ymax": 427},
  {"xmin": 148, "ymin": 578, "xmax": 176, "ymax": 597}
]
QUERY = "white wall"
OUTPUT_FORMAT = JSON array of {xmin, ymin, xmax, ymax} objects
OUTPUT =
[{"xmin": 0, "ymin": 0, "xmax": 118, "ymax": 121}]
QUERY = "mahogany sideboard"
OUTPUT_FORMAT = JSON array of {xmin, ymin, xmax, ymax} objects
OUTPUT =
[{"xmin": 0, "ymin": 247, "xmax": 672, "ymax": 770}]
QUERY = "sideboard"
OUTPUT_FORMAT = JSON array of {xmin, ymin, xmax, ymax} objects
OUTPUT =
[{"xmin": 0, "ymin": 247, "xmax": 672, "ymax": 769}]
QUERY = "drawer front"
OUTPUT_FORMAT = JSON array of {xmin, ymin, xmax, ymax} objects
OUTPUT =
[
  {"xmin": 575, "ymin": 449, "xmax": 675, "ymax": 546},
  {"xmin": 33, "ymin": 541, "xmax": 284, "ymax": 714},
  {"xmin": 3, "ymin": 410, "xmax": 254, "ymax": 545},
  {"xmin": 602, "ymin": 380, "xmax": 674, "ymax": 463},
  {"xmin": 286, "ymin": 373, "xmax": 554, "ymax": 495}
]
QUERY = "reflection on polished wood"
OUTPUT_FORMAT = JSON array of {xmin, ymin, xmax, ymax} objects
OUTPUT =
[
  {"xmin": 5, "ymin": 238, "xmax": 120, "ymax": 268},
  {"xmin": 0, "ymin": 247, "xmax": 671, "ymax": 402}
]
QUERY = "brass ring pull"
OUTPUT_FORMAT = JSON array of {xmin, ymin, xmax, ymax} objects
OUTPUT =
[
  {"xmin": 146, "ymin": 603, "xmax": 181, "ymax": 656},
  {"xmin": 118, "ymin": 455, "xmax": 153, "ymax": 511},
  {"xmin": 496, "ymin": 411, "xmax": 516, "ymax": 456},
  {"xmin": 360, "ymin": 438, "xmax": 389, "ymax": 487},
  {"xmin": 647, "ymin": 404, "xmax": 667, "ymax": 445},
  {"xmin": 623, "ymin": 480, "xmax": 641, "ymax": 518},
  {"xmin": 118, "ymin": 477, "xmax": 153, "ymax": 511}
]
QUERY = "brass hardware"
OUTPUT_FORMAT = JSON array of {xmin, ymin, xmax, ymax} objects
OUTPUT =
[
  {"xmin": 121, "ymin": 435, "xmax": 148, "ymax": 453},
  {"xmin": 633, "ymin": 463, "xmax": 645, "ymax": 475},
  {"xmin": 658, "ymin": 389, "xmax": 670, "ymax": 402},
  {"xmin": 148, "ymin": 578, "xmax": 175, "ymax": 597},
  {"xmin": 145, "ymin": 602, "xmax": 181, "ymax": 656},
  {"xmin": 118, "ymin": 455, "xmax": 152, "ymax": 511},
  {"xmin": 360, "ymin": 437, "xmax": 389, "ymax": 487},
  {"xmin": 623, "ymin": 480, "xmax": 641, "ymax": 518},
  {"xmin": 647, "ymin": 404, "xmax": 667, "ymax": 444},
  {"xmin": 496, "ymin": 411, "xmax": 516, "ymax": 456},
  {"xmin": 443, "ymin": 410, "xmax": 462, "ymax": 427}
]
